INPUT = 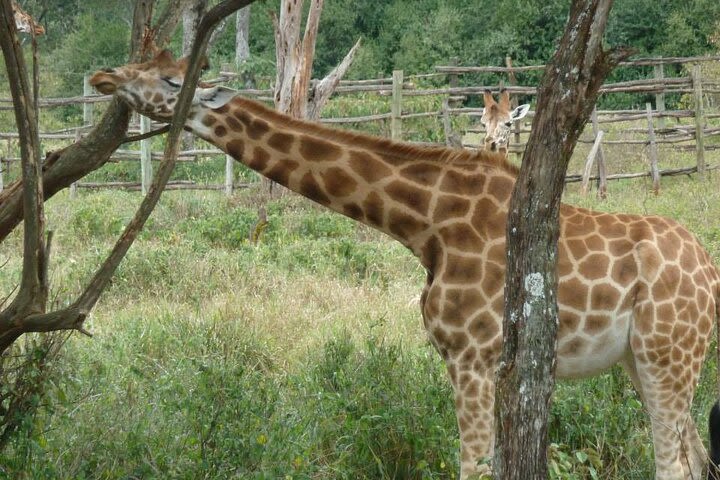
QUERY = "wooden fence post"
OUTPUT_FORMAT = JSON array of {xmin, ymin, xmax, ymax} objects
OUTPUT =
[
  {"xmin": 140, "ymin": 115, "xmax": 152, "ymax": 195},
  {"xmin": 645, "ymin": 102, "xmax": 660, "ymax": 194},
  {"xmin": 581, "ymin": 130, "xmax": 604, "ymax": 196},
  {"xmin": 225, "ymin": 154, "xmax": 234, "ymax": 196},
  {"xmin": 505, "ymin": 55, "xmax": 522, "ymax": 162},
  {"xmin": 391, "ymin": 69, "xmax": 403, "ymax": 141},
  {"xmin": 70, "ymin": 130, "xmax": 80, "ymax": 198},
  {"xmin": 691, "ymin": 64, "xmax": 706, "ymax": 179},
  {"xmin": 653, "ymin": 62, "xmax": 665, "ymax": 130},
  {"xmin": 590, "ymin": 108, "xmax": 607, "ymax": 199},
  {"xmin": 83, "ymin": 74, "xmax": 94, "ymax": 126}
]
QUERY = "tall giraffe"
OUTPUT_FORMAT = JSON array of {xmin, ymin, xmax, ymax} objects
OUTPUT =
[
  {"xmin": 479, "ymin": 88, "xmax": 529, "ymax": 157},
  {"xmin": 90, "ymin": 50, "xmax": 720, "ymax": 480}
]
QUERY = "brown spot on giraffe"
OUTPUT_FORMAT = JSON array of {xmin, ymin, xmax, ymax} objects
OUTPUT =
[
  {"xmin": 267, "ymin": 132, "xmax": 295, "ymax": 154},
  {"xmin": 434, "ymin": 195, "xmax": 472, "ymax": 222},
  {"xmin": 322, "ymin": 167, "xmax": 358, "ymax": 198},
  {"xmin": 348, "ymin": 150, "xmax": 393, "ymax": 183},
  {"xmin": 384, "ymin": 180, "xmax": 431, "ymax": 216},
  {"xmin": 299, "ymin": 135, "xmax": 342, "ymax": 162}
]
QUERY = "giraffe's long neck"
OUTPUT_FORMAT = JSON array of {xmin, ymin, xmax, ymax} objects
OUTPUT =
[{"xmin": 187, "ymin": 96, "xmax": 516, "ymax": 268}]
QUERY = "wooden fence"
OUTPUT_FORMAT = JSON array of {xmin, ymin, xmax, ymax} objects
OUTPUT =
[{"xmin": 0, "ymin": 55, "xmax": 718, "ymax": 196}]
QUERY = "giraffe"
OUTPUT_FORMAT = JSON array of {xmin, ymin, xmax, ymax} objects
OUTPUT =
[
  {"xmin": 90, "ymin": 50, "xmax": 720, "ymax": 480},
  {"xmin": 479, "ymin": 88, "xmax": 529, "ymax": 157},
  {"xmin": 11, "ymin": 1, "xmax": 44, "ymax": 36}
]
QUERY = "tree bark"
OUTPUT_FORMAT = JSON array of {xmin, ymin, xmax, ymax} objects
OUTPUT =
[
  {"xmin": 0, "ymin": 0, "xmax": 47, "ymax": 324},
  {"xmin": 235, "ymin": 4, "xmax": 250, "ymax": 67},
  {"xmin": 182, "ymin": 1, "xmax": 204, "ymax": 56},
  {"xmin": 493, "ymin": 1, "xmax": 630, "ymax": 478}
]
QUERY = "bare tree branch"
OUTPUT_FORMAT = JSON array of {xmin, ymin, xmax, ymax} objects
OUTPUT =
[
  {"xmin": 307, "ymin": 38, "xmax": 360, "ymax": 120},
  {"xmin": 0, "ymin": 0, "xmax": 192, "ymax": 243},
  {"xmin": 0, "ymin": 0, "xmax": 199, "ymax": 352},
  {"xmin": 61, "ymin": 0, "xmax": 258, "ymax": 325},
  {"xmin": 122, "ymin": 125, "xmax": 170, "ymax": 144}
]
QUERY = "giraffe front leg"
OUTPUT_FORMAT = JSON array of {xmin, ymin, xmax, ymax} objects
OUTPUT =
[
  {"xmin": 437, "ymin": 341, "xmax": 498, "ymax": 480},
  {"xmin": 451, "ymin": 362, "xmax": 496, "ymax": 479},
  {"xmin": 422, "ymin": 281, "xmax": 500, "ymax": 479}
]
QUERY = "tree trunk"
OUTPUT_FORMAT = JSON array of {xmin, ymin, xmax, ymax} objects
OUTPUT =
[
  {"xmin": 235, "ymin": 5, "xmax": 250, "ymax": 67},
  {"xmin": 182, "ymin": 2, "xmax": 203, "ymax": 56},
  {"xmin": 493, "ymin": 1, "xmax": 630, "ymax": 478}
]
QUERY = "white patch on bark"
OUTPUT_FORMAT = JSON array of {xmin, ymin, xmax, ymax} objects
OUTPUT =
[{"xmin": 524, "ymin": 272, "xmax": 544, "ymax": 297}]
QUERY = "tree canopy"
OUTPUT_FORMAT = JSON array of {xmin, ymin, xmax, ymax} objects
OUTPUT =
[{"xmin": 6, "ymin": 0, "xmax": 720, "ymax": 97}]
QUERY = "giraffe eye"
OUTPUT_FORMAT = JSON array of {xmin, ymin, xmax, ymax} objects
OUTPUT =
[
  {"xmin": 504, "ymin": 121, "xmax": 512, "ymax": 127},
  {"xmin": 162, "ymin": 77, "xmax": 181, "ymax": 89}
]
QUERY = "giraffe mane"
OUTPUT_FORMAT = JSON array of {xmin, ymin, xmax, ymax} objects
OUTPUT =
[{"xmin": 230, "ymin": 97, "xmax": 520, "ymax": 176}]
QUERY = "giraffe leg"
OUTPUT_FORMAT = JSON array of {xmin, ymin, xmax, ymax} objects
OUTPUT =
[
  {"xmin": 678, "ymin": 416, "xmax": 706, "ymax": 479},
  {"xmin": 623, "ymin": 354, "xmax": 706, "ymax": 479},
  {"xmin": 447, "ymin": 359, "xmax": 495, "ymax": 479}
]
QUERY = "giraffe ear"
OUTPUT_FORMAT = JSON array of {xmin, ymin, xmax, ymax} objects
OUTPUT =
[
  {"xmin": 195, "ymin": 86, "xmax": 236, "ymax": 109},
  {"xmin": 511, "ymin": 104, "xmax": 530, "ymax": 121}
]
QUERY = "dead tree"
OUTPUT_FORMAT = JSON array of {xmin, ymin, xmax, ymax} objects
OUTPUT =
[
  {"xmin": 493, "ymin": 1, "xmax": 630, "ymax": 478},
  {"xmin": 272, "ymin": 0, "xmax": 360, "ymax": 121}
]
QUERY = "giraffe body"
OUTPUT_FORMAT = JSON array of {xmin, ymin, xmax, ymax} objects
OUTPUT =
[{"xmin": 90, "ymin": 50, "xmax": 720, "ymax": 480}]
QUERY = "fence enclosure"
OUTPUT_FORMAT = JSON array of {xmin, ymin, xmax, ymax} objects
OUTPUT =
[{"xmin": 0, "ymin": 55, "xmax": 718, "ymax": 196}]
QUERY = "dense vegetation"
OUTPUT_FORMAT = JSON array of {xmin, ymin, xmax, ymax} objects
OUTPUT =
[
  {"xmin": 7, "ymin": 0, "xmax": 720, "ymax": 94},
  {"xmin": 1, "ymin": 161, "xmax": 720, "ymax": 478}
]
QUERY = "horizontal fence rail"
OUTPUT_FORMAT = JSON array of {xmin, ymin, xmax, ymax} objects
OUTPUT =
[{"xmin": 0, "ymin": 55, "xmax": 718, "ymax": 196}]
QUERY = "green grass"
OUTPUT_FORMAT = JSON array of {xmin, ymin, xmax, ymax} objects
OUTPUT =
[{"xmin": 1, "ymin": 133, "xmax": 720, "ymax": 479}]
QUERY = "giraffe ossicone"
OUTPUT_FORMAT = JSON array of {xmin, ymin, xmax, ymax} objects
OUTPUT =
[{"xmin": 90, "ymin": 50, "xmax": 720, "ymax": 480}]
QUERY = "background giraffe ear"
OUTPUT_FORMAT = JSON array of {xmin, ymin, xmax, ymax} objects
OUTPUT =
[
  {"xmin": 510, "ymin": 104, "xmax": 531, "ymax": 121},
  {"xmin": 195, "ymin": 86, "xmax": 236, "ymax": 109}
]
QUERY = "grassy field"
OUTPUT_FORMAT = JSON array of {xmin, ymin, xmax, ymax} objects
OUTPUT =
[{"xmin": 1, "ymin": 120, "xmax": 720, "ymax": 479}]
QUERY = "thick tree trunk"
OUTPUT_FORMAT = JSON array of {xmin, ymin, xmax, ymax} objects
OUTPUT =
[{"xmin": 493, "ymin": 1, "xmax": 629, "ymax": 478}]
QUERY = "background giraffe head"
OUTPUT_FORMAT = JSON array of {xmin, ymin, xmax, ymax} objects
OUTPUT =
[
  {"xmin": 480, "ymin": 89, "xmax": 530, "ymax": 156},
  {"xmin": 89, "ymin": 49, "xmax": 235, "ymax": 122}
]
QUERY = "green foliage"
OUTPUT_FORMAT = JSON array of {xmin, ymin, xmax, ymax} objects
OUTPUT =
[{"xmin": 68, "ymin": 190, "xmax": 138, "ymax": 239}]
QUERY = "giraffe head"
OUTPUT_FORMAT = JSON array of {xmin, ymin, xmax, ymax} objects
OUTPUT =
[
  {"xmin": 89, "ymin": 49, "xmax": 235, "ymax": 122},
  {"xmin": 480, "ymin": 89, "xmax": 530, "ymax": 156}
]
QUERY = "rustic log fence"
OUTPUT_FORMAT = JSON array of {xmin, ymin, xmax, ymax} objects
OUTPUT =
[{"xmin": 0, "ymin": 55, "xmax": 718, "ymax": 196}]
